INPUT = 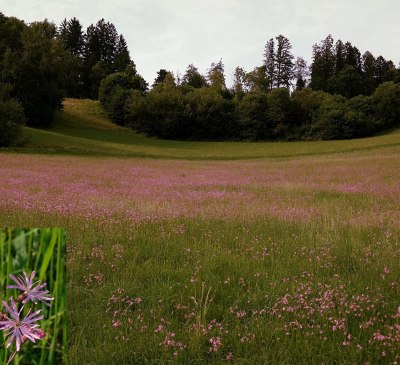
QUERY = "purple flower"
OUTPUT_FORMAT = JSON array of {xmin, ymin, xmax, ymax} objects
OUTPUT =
[
  {"xmin": 6, "ymin": 271, "xmax": 54, "ymax": 306},
  {"xmin": 0, "ymin": 298, "xmax": 45, "ymax": 351}
]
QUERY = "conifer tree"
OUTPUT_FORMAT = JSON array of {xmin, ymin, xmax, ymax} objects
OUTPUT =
[
  {"xmin": 344, "ymin": 42, "xmax": 362, "ymax": 73},
  {"xmin": 335, "ymin": 39, "xmax": 346, "ymax": 74},
  {"xmin": 59, "ymin": 17, "xmax": 84, "ymax": 56},
  {"xmin": 362, "ymin": 51, "xmax": 377, "ymax": 95},
  {"xmin": 114, "ymin": 34, "xmax": 131, "ymax": 72},
  {"xmin": 153, "ymin": 69, "xmax": 169, "ymax": 87},
  {"xmin": 263, "ymin": 38, "xmax": 275, "ymax": 90},
  {"xmin": 310, "ymin": 35, "xmax": 335, "ymax": 91},
  {"xmin": 274, "ymin": 34, "xmax": 294, "ymax": 88}
]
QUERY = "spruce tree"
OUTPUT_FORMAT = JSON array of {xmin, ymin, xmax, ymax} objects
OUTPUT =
[
  {"xmin": 263, "ymin": 38, "xmax": 275, "ymax": 90},
  {"xmin": 362, "ymin": 51, "xmax": 377, "ymax": 95},
  {"xmin": 310, "ymin": 35, "xmax": 335, "ymax": 91},
  {"xmin": 274, "ymin": 35, "xmax": 294, "ymax": 88},
  {"xmin": 59, "ymin": 17, "xmax": 84, "ymax": 56},
  {"xmin": 344, "ymin": 42, "xmax": 362, "ymax": 73},
  {"xmin": 114, "ymin": 34, "xmax": 131, "ymax": 72},
  {"xmin": 335, "ymin": 39, "xmax": 346, "ymax": 74}
]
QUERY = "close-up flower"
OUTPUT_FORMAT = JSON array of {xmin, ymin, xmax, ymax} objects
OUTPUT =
[
  {"xmin": 0, "ymin": 298, "xmax": 45, "ymax": 352},
  {"xmin": 7, "ymin": 271, "xmax": 54, "ymax": 306}
]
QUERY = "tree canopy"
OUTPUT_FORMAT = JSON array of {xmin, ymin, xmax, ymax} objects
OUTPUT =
[{"xmin": 0, "ymin": 11, "xmax": 399, "ymax": 145}]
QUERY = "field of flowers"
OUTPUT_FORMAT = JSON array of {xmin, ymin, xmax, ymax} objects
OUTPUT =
[
  {"xmin": 1, "ymin": 143, "xmax": 399, "ymax": 364},
  {"xmin": 1, "ymin": 97, "xmax": 399, "ymax": 364}
]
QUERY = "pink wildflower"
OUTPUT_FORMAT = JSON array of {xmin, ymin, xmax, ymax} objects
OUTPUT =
[
  {"xmin": 0, "ymin": 298, "xmax": 45, "ymax": 351},
  {"xmin": 112, "ymin": 320, "xmax": 121, "ymax": 328},
  {"xmin": 373, "ymin": 332, "xmax": 386, "ymax": 341},
  {"xmin": 7, "ymin": 272, "xmax": 54, "ymax": 306},
  {"xmin": 236, "ymin": 310, "xmax": 247, "ymax": 318},
  {"xmin": 209, "ymin": 336, "xmax": 222, "ymax": 353}
]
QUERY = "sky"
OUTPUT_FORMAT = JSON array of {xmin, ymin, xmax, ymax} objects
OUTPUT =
[{"xmin": 2, "ymin": 0, "xmax": 400, "ymax": 86}]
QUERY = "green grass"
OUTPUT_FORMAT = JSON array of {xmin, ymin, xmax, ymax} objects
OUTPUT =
[
  {"xmin": 0, "ymin": 228, "xmax": 66, "ymax": 365},
  {"xmin": 1, "ymin": 215, "xmax": 395, "ymax": 365},
  {"xmin": 16, "ymin": 98, "xmax": 400, "ymax": 160},
  {"xmin": 1, "ymin": 98, "xmax": 399, "ymax": 364}
]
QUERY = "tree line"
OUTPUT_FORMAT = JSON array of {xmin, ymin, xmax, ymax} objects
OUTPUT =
[
  {"xmin": 1, "ymin": 11, "xmax": 399, "ymax": 146},
  {"xmin": 100, "ymin": 34, "xmax": 400, "ymax": 141}
]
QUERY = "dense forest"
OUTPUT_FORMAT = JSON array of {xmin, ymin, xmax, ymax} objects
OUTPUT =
[{"xmin": 1, "ymin": 12, "xmax": 400, "ymax": 145}]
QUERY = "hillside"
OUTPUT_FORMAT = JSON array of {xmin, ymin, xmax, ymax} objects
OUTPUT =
[{"xmin": 20, "ymin": 98, "xmax": 400, "ymax": 160}]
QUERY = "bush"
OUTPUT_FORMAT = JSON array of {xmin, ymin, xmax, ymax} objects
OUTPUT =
[
  {"xmin": 138, "ymin": 83, "xmax": 186, "ymax": 139},
  {"xmin": 99, "ymin": 71, "xmax": 148, "ymax": 125},
  {"xmin": 0, "ymin": 98, "xmax": 25, "ymax": 146},
  {"xmin": 124, "ymin": 90, "xmax": 147, "ymax": 131},
  {"xmin": 310, "ymin": 94, "xmax": 348, "ymax": 139},
  {"xmin": 125, "ymin": 85, "xmax": 237, "ymax": 140},
  {"xmin": 238, "ymin": 91, "xmax": 269, "ymax": 140},
  {"xmin": 185, "ymin": 88, "xmax": 236, "ymax": 140},
  {"xmin": 292, "ymin": 88, "xmax": 330, "ymax": 125},
  {"xmin": 267, "ymin": 88, "xmax": 296, "ymax": 140},
  {"xmin": 372, "ymin": 82, "xmax": 400, "ymax": 130},
  {"xmin": 344, "ymin": 95, "xmax": 377, "ymax": 137}
]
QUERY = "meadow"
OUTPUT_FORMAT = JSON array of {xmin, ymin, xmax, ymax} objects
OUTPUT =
[{"xmin": 0, "ymin": 99, "xmax": 399, "ymax": 364}]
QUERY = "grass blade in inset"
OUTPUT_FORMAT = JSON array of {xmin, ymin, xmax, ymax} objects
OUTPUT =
[{"xmin": 39, "ymin": 229, "xmax": 58, "ymax": 282}]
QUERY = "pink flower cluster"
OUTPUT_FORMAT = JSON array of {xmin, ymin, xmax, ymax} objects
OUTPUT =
[
  {"xmin": 106, "ymin": 287, "xmax": 144, "ymax": 341},
  {"xmin": 0, "ymin": 272, "xmax": 53, "ymax": 363}
]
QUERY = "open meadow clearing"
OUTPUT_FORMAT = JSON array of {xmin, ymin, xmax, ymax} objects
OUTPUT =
[{"xmin": 1, "ymin": 100, "xmax": 400, "ymax": 364}]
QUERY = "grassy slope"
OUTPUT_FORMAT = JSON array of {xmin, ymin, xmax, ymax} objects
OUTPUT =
[{"xmin": 20, "ymin": 98, "xmax": 400, "ymax": 160}]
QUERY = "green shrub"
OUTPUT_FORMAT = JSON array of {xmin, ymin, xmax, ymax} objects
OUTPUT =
[
  {"xmin": 99, "ymin": 71, "xmax": 147, "ymax": 125},
  {"xmin": 0, "ymin": 98, "xmax": 25, "ymax": 147},
  {"xmin": 124, "ymin": 90, "xmax": 148, "ymax": 132},
  {"xmin": 292, "ymin": 88, "xmax": 331, "ymax": 125},
  {"xmin": 139, "ymin": 83, "xmax": 186, "ymax": 139},
  {"xmin": 238, "ymin": 91, "xmax": 269, "ymax": 140},
  {"xmin": 372, "ymin": 82, "xmax": 400, "ymax": 130},
  {"xmin": 344, "ymin": 95, "xmax": 377, "ymax": 137},
  {"xmin": 267, "ymin": 88, "xmax": 296, "ymax": 140},
  {"xmin": 310, "ymin": 94, "xmax": 348, "ymax": 139},
  {"xmin": 185, "ymin": 87, "xmax": 236, "ymax": 140}
]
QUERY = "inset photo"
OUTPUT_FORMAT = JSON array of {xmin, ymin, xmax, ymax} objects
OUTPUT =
[{"xmin": 0, "ymin": 228, "xmax": 66, "ymax": 365}]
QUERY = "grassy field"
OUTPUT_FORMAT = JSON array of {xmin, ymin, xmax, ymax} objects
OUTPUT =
[{"xmin": 1, "ymin": 99, "xmax": 399, "ymax": 364}]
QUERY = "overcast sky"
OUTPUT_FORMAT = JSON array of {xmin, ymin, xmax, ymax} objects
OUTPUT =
[{"xmin": 2, "ymin": 0, "xmax": 400, "ymax": 86}]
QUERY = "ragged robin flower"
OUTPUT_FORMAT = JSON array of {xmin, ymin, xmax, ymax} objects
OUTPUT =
[
  {"xmin": 7, "ymin": 271, "xmax": 54, "ymax": 306},
  {"xmin": 0, "ymin": 298, "xmax": 46, "ymax": 352}
]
